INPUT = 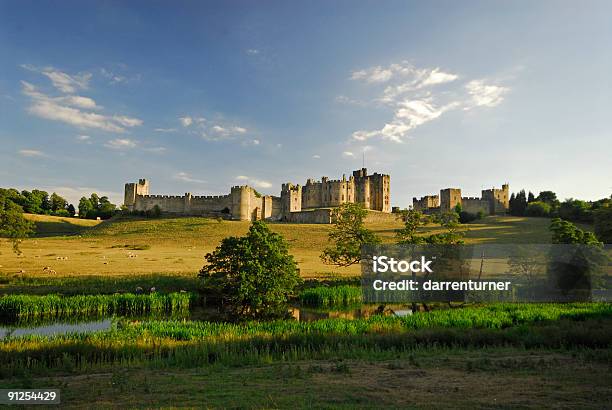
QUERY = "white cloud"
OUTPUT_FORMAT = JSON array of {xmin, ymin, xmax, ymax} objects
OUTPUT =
[
  {"xmin": 246, "ymin": 49, "xmax": 260, "ymax": 55},
  {"xmin": 20, "ymin": 80, "xmax": 142, "ymax": 133},
  {"xmin": 22, "ymin": 64, "xmax": 91, "ymax": 93},
  {"xmin": 235, "ymin": 175, "xmax": 272, "ymax": 189},
  {"xmin": 465, "ymin": 80, "xmax": 508, "ymax": 108},
  {"xmin": 104, "ymin": 138, "xmax": 137, "ymax": 150},
  {"xmin": 312, "ymin": 154, "xmax": 321, "ymax": 159},
  {"xmin": 347, "ymin": 61, "xmax": 509, "ymax": 143},
  {"xmin": 18, "ymin": 149, "xmax": 46, "ymax": 157},
  {"xmin": 342, "ymin": 151, "xmax": 355, "ymax": 158},
  {"xmin": 174, "ymin": 172, "xmax": 205, "ymax": 184},
  {"xmin": 154, "ymin": 128, "xmax": 177, "ymax": 133},
  {"xmin": 179, "ymin": 116, "xmax": 193, "ymax": 127}
]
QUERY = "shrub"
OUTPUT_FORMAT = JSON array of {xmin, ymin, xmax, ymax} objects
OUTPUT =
[
  {"xmin": 594, "ymin": 206, "xmax": 612, "ymax": 244},
  {"xmin": 525, "ymin": 201, "xmax": 551, "ymax": 217},
  {"xmin": 199, "ymin": 221, "xmax": 302, "ymax": 320}
]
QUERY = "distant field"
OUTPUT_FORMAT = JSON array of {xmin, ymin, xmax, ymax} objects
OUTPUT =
[{"xmin": 0, "ymin": 213, "xmax": 564, "ymax": 283}]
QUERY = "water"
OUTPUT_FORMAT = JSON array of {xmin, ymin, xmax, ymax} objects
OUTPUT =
[
  {"xmin": 292, "ymin": 304, "xmax": 413, "ymax": 322},
  {"xmin": 0, "ymin": 319, "xmax": 112, "ymax": 339}
]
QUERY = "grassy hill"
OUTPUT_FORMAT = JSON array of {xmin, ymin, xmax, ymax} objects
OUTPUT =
[{"xmin": 1, "ymin": 213, "xmax": 562, "ymax": 280}]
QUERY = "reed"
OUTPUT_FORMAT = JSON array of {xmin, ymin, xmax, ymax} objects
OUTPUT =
[
  {"xmin": 299, "ymin": 285, "xmax": 362, "ymax": 307},
  {"xmin": 0, "ymin": 292, "xmax": 193, "ymax": 323},
  {"xmin": 0, "ymin": 303, "xmax": 609, "ymax": 376}
]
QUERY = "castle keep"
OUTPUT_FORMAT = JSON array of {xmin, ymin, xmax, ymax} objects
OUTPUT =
[
  {"xmin": 124, "ymin": 168, "xmax": 390, "ymax": 222},
  {"xmin": 413, "ymin": 184, "xmax": 509, "ymax": 215}
]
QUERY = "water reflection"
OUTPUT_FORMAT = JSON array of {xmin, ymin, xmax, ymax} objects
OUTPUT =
[
  {"xmin": 292, "ymin": 304, "xmax": 413, "ymax": 322},
  {"xmin": 0, "ymin": 319, "xmax": 112, "ymax": 339}
]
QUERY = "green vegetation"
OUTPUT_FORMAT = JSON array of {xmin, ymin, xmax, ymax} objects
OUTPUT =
[
  {"xmin": 321, "ymin": 203, "xmax": 381, "ymax": 267},
  {"xmin": 0, "ymin": 304, "xmax": 609, "ymax": 377},
  {"xmin": 594, "ymin": 205, "xmax": 612, "ymax": 243},
  {"xmin": 199, "ymin": 221, "xmax": 301, "ymax": 320},
  {"xmin": 299, "ymin": 285, "xmax": 362, "ymax": 307},
  {"xmin": 0, "ymin": 195, "xmax": 34, "ymax": 254},
  {"xmin": 78, "ymin": 193, "xmax": 118, "ymax": 220},
  {"xmin": 0, "ymin": 292, "xmax": 192, "ymax": 323}
]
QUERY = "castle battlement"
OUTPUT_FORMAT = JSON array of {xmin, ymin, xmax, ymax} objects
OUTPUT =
[
  {"xmin": 124, "ymin": 168, "xmax": 391, "ymax": 223},
  {"xmin": 414, "ymin": 184, "xmax": 509, "ymax": 215}
]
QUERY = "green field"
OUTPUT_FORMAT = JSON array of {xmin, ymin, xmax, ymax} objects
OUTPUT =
[
  {"xmin": 1, "ymin": 213, "xmax": 559, "ymax": 282},
  {"xmin": 1, "ymin": 213, "xmax": 610, "ymax": 408}
]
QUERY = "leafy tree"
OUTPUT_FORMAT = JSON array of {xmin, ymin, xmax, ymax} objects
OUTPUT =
[
  {"xmin": 527, "ymin": 191, "xmax": 535, "ymax": 203},
  {"xmin": 50, "ymin": 193, "xmax": 68, "ymax": 212},
  {"xmin": 537, "ymin": 191, "xmax": 558, "ymax": 206},
  {"xmin": 558, "ymin": 199, "xmax": 592, "ymax": 223},
  {"xmin": 198, "ymin": 221, "xmax": 301, "ymax": 320},
  {"xmin": 426, "ymin": 212, "xmax": 465, "ymax": 244},
  {"xmin": 548, "ymin": 218, "xmax": 603, "ymax": 297},
  {"xmin": 525, "ymin": 201, "xmax": 551, "ymax": 217},
  {"xmin": 0, "ymin": 197, "xmax": 34, "ymax": 255},
  {"xmin": 78, "ymin": 197, "xmax": 94, "ymax": 218},
  {"xmin": 321, "ymin": 203, "xmax": 381, "ymax": 267},
  {"xmin": 67, "ymin": 204, "xmax": 76, "ymax": 217},
  {"xmin": 395, "ymin": 209, "xmax": 427, "ymax": 244},
  {"xmin": 89, "ymin": 193, "xmax": 100, "ymax": 211},
  {"xmin": 550, "ymin": 218, "xmax": 600, "ymax": 245},
  {"xmin": 594, "ymin": 205, "xmax": 612, "ymax": 244},
  {"xmin": 458, "ymin": 211, "xmax": 481, "ymax": 224}
]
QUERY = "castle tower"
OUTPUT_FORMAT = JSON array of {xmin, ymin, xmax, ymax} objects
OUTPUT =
[
  {"xmin": 124, "ymin": 178, "xmax": 150, "ymax": 211},
  {"xmin": 230, "ymin": 185, "xmax": 252, "ymax": 221},
  {"xmin": 440, "ymin": 188, "xmax": 462, "ymax": 212},
  {"xmin": 281, "ymin": 183, "xmax": 302, "ymax": 216}
]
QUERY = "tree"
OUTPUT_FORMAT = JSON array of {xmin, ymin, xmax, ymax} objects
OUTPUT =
[
  {"xmin": 594, "ymin": 205, "xmax": 612, "ymax": 244},
  {"xmin": 67, "ymin": 204, "xmax": 76, "ymax": 217},
  {"xmin": 78, "ymin": 197, "xmax": 94, "ymax": 219},
  {"xmin": 548, "ymin": 218, "xmax": 603, "ymax": 297},
  {"xmin": 558, "ymin": 199, "xmax": 592, "ymax": 223},
  {"xmin": 510, "ymin": 190, "xmax": 527, "ymax": 216},
  {"xmin": 0, "ymin": 196, "xmax": 34, "ymax": 255},
  {"xmin": 198, "ymin": 221, "xmax": 301, "ymax": 320},
  {"xmin": 527, "ymin": 191, "xmax": 535, "ymax": 203},
  {"xmin": 321, "ymin": 203, "xmax": 381, "ymax": 267},
  {"xmin": 50, "ymin": 193, "xmax": 68, "ymax": 212},
  {"xmin": 525, "ymin": 201, "xmax": 551, "ymax": 217},
  {"xmin": 395, "ymin": 209, "xmax": 427, "ymax": 245},
  {"xmin": 537, "ymin": 191, "xmax": 558, "ymax": 206},
  {"xmin": 426, "ymin": 212, "xmax": 465, "ymax": 244},
  {"xmin": 550, "ymin": 218, "xmax": 600, "ymax": 245}
]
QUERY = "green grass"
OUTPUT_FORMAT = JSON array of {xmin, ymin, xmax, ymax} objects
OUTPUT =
[
  {"xmin": 0, "ymin": 292, "xmax": 193, "ymax": 323},
  {"xmin": 24, "ymin": 213, "xmax": 101, "ymax": 237},
  {"xmin": 0, "ymin": 303, "xmax": 609, "ymax": 376},
  {"xmin": 300, "ymin": 285, "xmax": 362, "ymax": 307}
]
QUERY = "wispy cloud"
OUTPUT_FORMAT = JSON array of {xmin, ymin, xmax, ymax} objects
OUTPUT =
[
  {"xmin": 347, "ymin": 61, "xmax": 510, "ymax": 143},
  {"xmin": 312, "ymin": 154, "xmax": 321, "ymax": 159},
  {"xmin": 235, "ymin": 175, "xmax": 272, "ymax": 189},
  {"xmin": 18, "ymin": 149, "xmax": 46, "ymax": 157},
  {"xmin": 342, "ymin": 151, "xmax": 355, "ymax": 158},
  {"xmin": 76, "ymin": 135, "xmax": 92, "ymax": 144},
  {"xmin": 178, "ymin": 115, "xmax": 257, "ymax": 143},
  {"xmin": 246, "ymin": 49, "xmax": 260, "ymax": 55},
  {"xmin": 144, "ymin": 146, "xmax": 166, "ymax": 154},
  {"xmin": 154, "ymin": 128, "xmax": 177, "ymax": 133},
  {"xmin": 465, "ymin": 80, "xmax": 508, "ymax": 109},
  {"xmin": 20, "ymin": 72, "xmax": 142, "ymax": 133},
  {"xmin": 104, "ymin": 138, "xmax": 137, "ymax": 150},
  {"xmin": 174, "ymin": 172, "xmax": 205, "ymax": 184},
  {"xmin": 21, "ymin": 64, "xmax": 91, "ymax": 93}
]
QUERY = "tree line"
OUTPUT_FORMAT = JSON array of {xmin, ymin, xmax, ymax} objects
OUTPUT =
[{"xmin": 0, "ymin": 188, "xmax": 118, "ymax": 220}]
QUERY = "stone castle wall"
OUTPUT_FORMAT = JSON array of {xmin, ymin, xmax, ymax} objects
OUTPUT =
[
  {"xmin": 414, "ymin": 184, "xmax": 510, "ymax": 215},
  {"xmin": 124, "ymin": 180, "xmax": 281, "ymax": 221}
]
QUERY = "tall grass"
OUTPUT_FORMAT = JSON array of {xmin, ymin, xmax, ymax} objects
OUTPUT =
[
  {"xmin": 0, "ymin": 292, "xmax": 193, "ymax": 323},
  {"xmin": 299, "ymin": 285, "xmax": 362, "ymax": 307},
  {"xmin": 0, "ymin": 303, "xmax": 609, "ymax": 376}
]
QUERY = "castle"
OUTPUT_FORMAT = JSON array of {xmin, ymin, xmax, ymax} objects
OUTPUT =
[
  {"xmin": 124, "ymin": 168, "xmax": 390, "ymax": 223},
  {"xmin": 412, "ymin": 184, "xmax": 509, "ymax": 215}
]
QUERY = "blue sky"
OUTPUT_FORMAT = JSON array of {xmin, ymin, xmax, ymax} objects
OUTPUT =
[{"xmin": 1, "ymin": 1, "xmax": 610, "ymax": 206}]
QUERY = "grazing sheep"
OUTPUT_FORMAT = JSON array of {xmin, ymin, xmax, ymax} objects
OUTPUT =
[
  {"xmin": 135, "ymin": 286, "xmax": 143, "ymax": 294},
  {"xmin": 150, "ymin": 287, "xmax": 156, "ymax": 293}
]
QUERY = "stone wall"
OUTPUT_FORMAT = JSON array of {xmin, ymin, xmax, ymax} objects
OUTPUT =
[
  {"xmin": 413, "ymin": 195, "xmax": 439, "ymax": 211},
  {"xmin": 461, "ymin": 197, "xmax": 490, "ymax": 214},
  {"xmin": 282, "ymin": 208, "xmax": 333, "ymax": 224}
]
